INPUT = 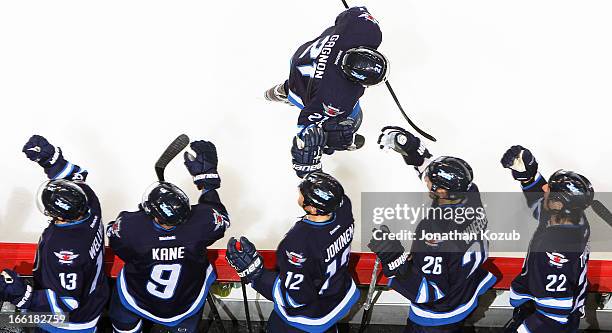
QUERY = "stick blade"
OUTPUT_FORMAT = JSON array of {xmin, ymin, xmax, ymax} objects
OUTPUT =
[{"xmin": 155, "ymin": 134, "xmax": 190, "ymax": 182}]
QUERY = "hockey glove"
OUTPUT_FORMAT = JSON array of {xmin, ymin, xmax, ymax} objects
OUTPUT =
[
  {"xmin": 367, "ymin": 225, "xmax": 412, "ymax": 278},
  {"xmin": 378, "ymin": 126, "xmax": 432, "ymax": 167},
  {"xmin": 500, "ymin": 145, "xmax": 539, "ymax": 182},
  {"xmin": 226, "ymin": 237, "xmax": 264, "ymax": 283},
  {"xmin": 22, "ymin": 135, "xmax": 61, "ymax": 168},
  {"xmin": 292, "ymin": 126, "xmax": 326, "ymax": 178},
  {"xmin": 184, "ymin": 140, "xmax": 220, "ymax": 191},
  {"xmin": 323, "ymin": 119, "xmax": 356, "ymax": 151},
  {"xmin": 0, "ymin": 270, "xmax": 32, "ymax": 309}
]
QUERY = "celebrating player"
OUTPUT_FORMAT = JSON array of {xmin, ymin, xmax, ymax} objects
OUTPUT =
[
  {"xmin": 226, "ymin": 171, "xmax": 359, "ymax": 332},
  {"xmin": 500, "ymin": 146, "xmax": 592, "ymax": 333},
  {"xmin": 264, "ymin": 6, "xmax": 388, "ymax": 177},
  {"xmin": 106, "ymin": 140, "xmax": 230, "ymax": 333},
  {"xmin": 368, "ymin": 127, "xmax": 496, "ymax": 332},
  {"xmin": 0, "ymin": 135, "xmax": 109, "ymax": 333}
]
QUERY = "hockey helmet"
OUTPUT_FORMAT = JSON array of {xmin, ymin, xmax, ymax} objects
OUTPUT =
[
  {"xmin": 425, "ymin": 156, "xmax": 473, "ymax": 200},
  {"xmin": 299, "ymin": 171, "xmax": 344, "ymax": 215},
  {"xmin": 142, "ymin": 182, "xmax": 191, "ymax": 226},
  {"xmin": 547, "ymin": 170, "xmax": 594, "ymax": 219},
  {"xmin": 37, "ymin": 179, "xmax": 88, "ymax": 221},
  {"xmin": 341, "ymin": 47, "xmax": 389, "ymax": 86}
]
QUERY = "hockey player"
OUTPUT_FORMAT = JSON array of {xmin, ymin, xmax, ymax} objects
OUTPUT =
[
  {"xmin": 368, "ymin": 127, "xmax": 497, "ymax": 332},
  {"xmin": 226, "ymin": 171, "xmax": 359, "ymax": 333},
  {"xmin": 264, "ymin": 6, "xmax": 389, "ymax": 177},
  {"xmin": 106, "ymin": 140, "xmax": 230, "ymax": 333},
  {"xmin": 0, "ymin": 135, "xmax": 109, "ymax": 333},
  {"xmin": 500, "ymin": 146, "xmax": 592, "ymax": 333}
]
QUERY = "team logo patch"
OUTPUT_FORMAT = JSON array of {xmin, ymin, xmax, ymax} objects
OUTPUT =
[
  {"xmin": 212, "ymin": 209, "xmax": 230, "ymax": 231},
  {"xmin": 547, "ymin": 252, "xmax": 569, "ymax": 268},
  {"xmin": 286, "ymin": 251, "xmax": 307, "ymax": 267},
  {"xmin": 322, "ymin": 103, "xmax": 344, "ymax": 117},
  {"xmin": 107, "ymin": 219, "xmax": 121, "ymax": 238},
  {"xmin": 54, "ymin": 250, "xmax": 80, "ymax": 265},
  {"xmin": 358, "ymin": 12, "xmax": 379, "ymax": 25}
]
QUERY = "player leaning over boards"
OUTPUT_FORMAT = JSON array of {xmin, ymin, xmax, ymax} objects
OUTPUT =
[
  {"xmin": 106, "ymin": 140, "xmax": 230, "ymax": 333},
  {"xmin": 0, "ymin": 135, "xmax": 109, "ymax": 333},
  {"xmin": 226, "ymin": 171, "xmax": 359, "ymax": 333},
  {"xmin": 500, "ymin": 146, "xmax": 592, "ymax": 333},
  {"xmin": 264, "ymin": 6, "xmax": 388, "ymax": 177},
  {"xmin": 368, "ymin": 127, "xmax": 496, "ymax": 333}
]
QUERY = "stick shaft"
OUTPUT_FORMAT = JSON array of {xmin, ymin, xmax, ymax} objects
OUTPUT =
[
  {"xmin": 241, "ymin": 280, "xmax": 253, "ymax": 333},
  {"xmin": 358, "ymin": 257, "xmax": 381, "ymax": 333},
  {"xmin": 385, "ymin": 82, "xmax": 437, "ymax": 142},
  {"xmin": 206, "ymin": 294, "xmax": 227, "ymax": 333}
]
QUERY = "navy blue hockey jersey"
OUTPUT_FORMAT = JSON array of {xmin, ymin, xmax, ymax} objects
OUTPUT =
[
  {"xmin": 389, "ymin": 185, "xmax": 497, "ymax": 327},
  {"xmin": 30, "ymin": 159, "xmax": 109, "ymax": 333},
  {"xmin": 509, "ymin": 175, "xmax": 590, "ymax": 331},
  {"xmin": 252, "ymin": 195, "xmax": 359, "ymax": 333},
  {"xmin": 107, "ymin": 190, "xmax": 229, "ymax": 326},
  {"xmin": 286, "ymin": 6, "xmax": 382, "ymax": 132}
]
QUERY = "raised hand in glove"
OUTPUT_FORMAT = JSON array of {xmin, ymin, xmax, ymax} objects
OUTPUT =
[
  {"xmin": 500, "ymin": 145, "xmax": 539, "ymax": 182},
  {"xmin": 184, "ymin": 140, "xmax": 220, "ymax": 191},
  {"xmin": 367, "ymin": 225, "xmax": 412, "ymax": 278},
  {"xmin": 378, "ymin": 126, "xmax": 432, "ymax": 167},
  {"xmin": 22, "ymin": 135, "xmax": 61, "ymax": 168},
  {"xmin": 292, "ymin": 126, "xmax": 327, "ymax": 178},
  {"xmin": 226, "ymin": 237, "xmax": 264, "ymax": 283}
]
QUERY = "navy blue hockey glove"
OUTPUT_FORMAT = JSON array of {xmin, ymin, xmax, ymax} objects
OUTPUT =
[
  {"xmin": 367, "ymin": 225, "xmax": 412, "ymax": 279},
  {"xmin": 226, "ymin": 237, "xmax": 264, "ymax": 283},
  {"xmin": 377, "ymin": 126, "xmax": 432, "ymax": 167},
  {"xmin": 323, "ymin": 119, "xmax": 356, "ymax": 151},
  {"xmin": 184, "ymin": 140, "xmax": 220, "ymax": 191},
  {"xmin": 292, "ymin": 126, "xmax": 327, "ymax": 178},
  {"xmin": 501, "ymin": 145, "xmax": 539, "ymax": 182},
  {"xmin": 22, "ymin": 135, "xmax": 61, "ymax": 168},
  {"xmin": 0, "ymin": 270, "xmax": 32, "ymax": 309}
]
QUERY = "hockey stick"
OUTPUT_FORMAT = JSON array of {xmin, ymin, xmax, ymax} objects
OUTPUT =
[
  {"xmin": 240, "ymin": 280, "xmax": 253, "ymax": 333},
  {"xmin": 206, "ymin": 294, "xmax": 227, "ymax": 333},
  {"xmin": 592, "ymin": 200, "xmax": 612, "ymax": 227},
  {"xmin": 234, "ymin": 242, "xmax": 254, "ymax": 333},
  {"xmin": 358, "ymin": 257, "xmax": 381, "ymax": 333},
  {"xmin": 339, "ymin": 1, "xmax": 437, "ymax": 142},
  {"xmin": 154, "ymin": 134, "xmax": 190, "ymax": 182}
]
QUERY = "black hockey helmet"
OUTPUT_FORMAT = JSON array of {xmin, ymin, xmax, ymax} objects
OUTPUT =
[
  {"xmin": 547, "ymin": 170, "xmax": 594, "ymax": 219},
  {"xmin": 142, "ymin": 182, "xmax": 191, "ymax": 226},
  {"xmin": 299, "ymin": 172, "xmax": 344, "ymax": 215},
  {"xmin": 341, "ymin": 47, "xmax": 389, "ymax": 87},
  {"xmin": 37, "ymin": 179, "xmax": 88, "ymax": 221},
  {"xmin": 425, "ymin": 156, "xmax": 474, "ymax": 200}
]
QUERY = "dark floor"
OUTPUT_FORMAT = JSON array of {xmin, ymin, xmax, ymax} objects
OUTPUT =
[{"xmin": 195, "ymin": 320, "xmax": 612, "ymax": 333}]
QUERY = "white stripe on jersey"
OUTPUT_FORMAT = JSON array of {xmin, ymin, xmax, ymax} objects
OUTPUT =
[
  {"xmin": 273, "ymin": 278, "xmax": 358, "ymax": 326},
  {"xmin": 118, "ymin": 264, "xmax": 214, "ymax": 323}
]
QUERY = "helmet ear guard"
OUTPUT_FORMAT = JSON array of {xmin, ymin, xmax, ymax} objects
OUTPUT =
[
  {"xmin": 341, "ymin": 46, "xmax": 389, "ymax": 87},
  {"xmin": 142, "ymin": 182, "xmax": 191, "ymax": 226}
]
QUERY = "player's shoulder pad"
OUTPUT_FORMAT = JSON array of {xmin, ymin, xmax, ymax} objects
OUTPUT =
[
  {"xmin": 190, "ymin": 204, "xmax": 230, "ymax": 230},
  {"xmin": 106, "ymin": 210, "xmax": 147, "ymax": 239}
]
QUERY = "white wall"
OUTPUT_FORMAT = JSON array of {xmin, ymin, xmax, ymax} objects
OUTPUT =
[{"xmin": 1, "ymin": 0, "xmax": 611, "ymax": 250}]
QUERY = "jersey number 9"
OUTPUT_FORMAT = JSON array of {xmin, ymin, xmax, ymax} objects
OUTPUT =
[{"xmin": 146, "ymin": 264, "xmax": 182, "ymax": 299}]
